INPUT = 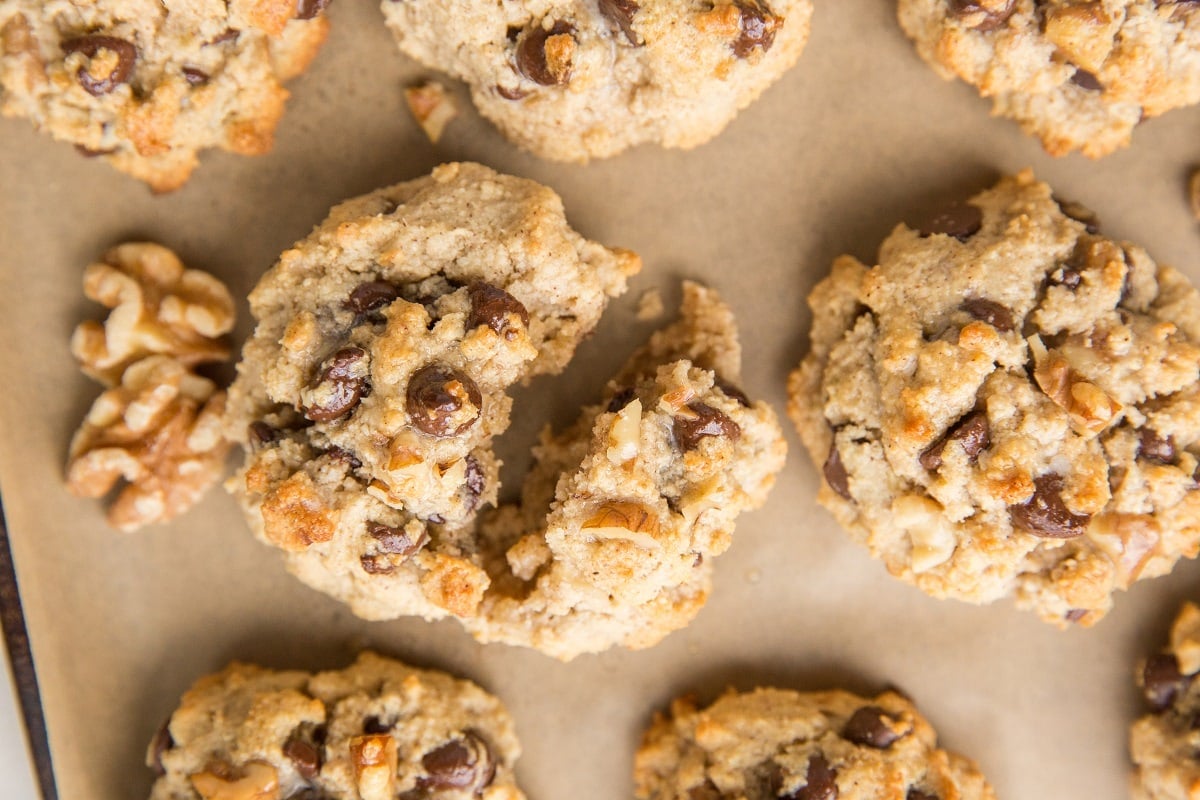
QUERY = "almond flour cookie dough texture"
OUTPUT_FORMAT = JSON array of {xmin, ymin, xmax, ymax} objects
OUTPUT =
[
  {"xmin": 897, "ymin": 0, "xmax": 1200, "ymax": 158},
  {"xmin": 147, "ymin": 651, "xmax": 524, "ymax": 800},
  {"xmin": 789, "ymin": 170, "xmax": 1200, "ymax": 627},
  {"xmin": 1132, "ymin": 602, "xmax": 1200, "ymax": 800},
  {"xmin": 0, "ymin": 0, "xmax": 330, "ymax": 191},
  {"xmin": 379, "ymin": 0, "xmax": 813, "ymax": 162},
  {"xmin": 635, "ymin": 688, "xmax": 996, "ymax": 800}
]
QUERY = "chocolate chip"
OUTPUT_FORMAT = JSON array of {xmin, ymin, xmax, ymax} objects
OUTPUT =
[
  {"xmin": 406, "ymin": 364, "xmax": 483, "ymax": 437},
  {"xmin": 915, "ymin": 202, "xmax": 983, "ymax": 241},
  {"xmin": 325, "ymin": 446, "xmax": 362, "ymax": 469},
  {"xmin": 304, "ymin": 347, "xmax": 369, "ymax": 422},
  {"xmin": 1144, "ymin": 653, "xmax": 1189, "ymax": 710},
  {"xmin": 360, "ymin": 555, "xmax": 395, "ymax": 574},
  {"xmin": 495, "ymin": 84, "xmax": 529, "ymax": 100},
  {"xmin": 205, "ymin": 29, "xmax": 240, "ymax": 46},
  {"xmin": 181, "ymin": 66, "xmax": 208, "ymax": 86},
  {"xmin": 248, "ymin": 421, "xmax": 281, "ymax": 449},
  {"xmin": 673, "ymin": 403, "xmax": 741, "ymax": 451},
  {"xmin": 283, "ymin": 736, "xmax": 322, "ymax": 780},
  {"xmin": 907, "ymin": 791, "xmax": 938, "ymax": 800},
  {"xmin": 296, "ymin": 0, "xmax": 330, "ymax": 19},
  {"xmin": 1065, "ymin": 608, "xmax": 1087, "ymax": 623},
  {"xmin": 781, "ymin": 754, "xmax": 838, "ymax": 800},
  {"xmin": 1053, "ymin": 197, "xmax": 1100, "ymax": 233},
  {"xmin": 948, "ymin": 0, "xmax": 1015, "ymax": 30},
  {"xmin": 607, "ymin": 387, "xmax": 637, "ymax": 413},
  {"xmin": 598, "ymin": 0, "xmax": 640, "ymax": 44},
  {"xmin": 467, "ymin": 282, "xmax": 529, "ymax": 340},
  {"xmin": 363, "ymin": 716, "xmax": 392, "ymax": 734},
  {"xmin": 1009, "ymin": 473, "xmax": 1090, "ymax": 538},
  {"xmin": 843, "ymin": 706, "xmax": 901, "ymax": 749},
  {"xmin": 961, "ymin": 298, "xmax": 1014, "ymax": 331},
  {"xmin": 463, "ymin": 456, "xmax": 485, "ymax": 513},
  {"xmin": 732, "ymin": 1, "xmax": 780, "ymax": 58},
  {"xmin": 1070, "ymin": 68, "xmax": 1103, "ymax": 91},
  {"xmin": 149, "ymin": 720, "xmax": 173, "ymax": 776},
  {"xmin": 920, "ymin": 411, "xmax": 991, "ymax": 471},
  {"xmin": 368, "ymin": 521, "xmax": 428, "ymax": 557},
  {"xmin": 716, "ymin": 378, "xmax": 752, "ymax": 407},
  {"xmin": 345, "ymin": 280, "xmax": 401, "ymax": 315},
  {"xmin": 823, "ymin": 444, "xmax": 851, "ymax": 500},
  {"xmin": 1054, "ymin": 267, "xmax": 1083, "ymax": 289},
  {"xmin": 420, "ymin": 731, "xmax": 496, "ymax": 792},
  {"xmin": 61, "ymin": 35, "xmax": 137, "ymax": 96},
  {"xmin": 516, "ymin": 21, "xmax": 575, "ymax": 85},
  {"xmin": 1138, "ymin": 429, "xmax": 1176, "ymax": 464}
]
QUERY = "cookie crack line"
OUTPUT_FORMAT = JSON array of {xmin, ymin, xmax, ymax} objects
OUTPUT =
[
  {"xmin": 789, "ymin": 168, "xmax": 1200, "ymax": 627},
  {"xmin": 224, "ymin": 162, "xmax": 787, "ymax": 660}
]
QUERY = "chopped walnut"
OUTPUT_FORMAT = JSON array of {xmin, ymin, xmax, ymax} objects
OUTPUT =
[
  {"xmin": 405, "ymin": 80, "xmax": 458, "ymax": 143},
  {"xmin": 189, "ymin": 760, "xmax": 280, "ymax": 800},
  {"xmin": 350, "ymin": 734, "xmax": 398, "ymax": 800},
  {"xmin": 1042, "ymin": 3, "xmax": 1117, "ymax": 74},
  {"xmin": 70, "ymin": 242, "xmax": 235, "ymax": 385},
  {"xmin": 1171, "ymin": 602, "xmax": 1200, "ymax": 675},
  {"xmin": 581, "ymin": 501, "xmax": 662, "ymax": 549},
  {"xmin": 1029, "ymin": 335, "xmax": 1122, "ymax": 436},
  {"xmin": 66, "ymin": 356, "xmax": 231, "ymax": 532}
]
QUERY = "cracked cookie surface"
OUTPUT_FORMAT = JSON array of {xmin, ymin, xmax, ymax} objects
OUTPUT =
[
  {"xmin": 898, "ymin": 0, "xmax": 1200, "ymax": 158},
  {"xmin": 789, "ymin": 169, "xmax": 1200, "ymax": 627},
  {"xmin": 0, "ymin": 0, "xmax": 329, "ymax": 190},
  {"xmin": 634, "ymin": 687, "xmax": 995, "ymax": 800},
  {"xmin": 380, "ymin": 0, "xmax": 812, "ymax": 162},
  {"xmin": 147, "ymin": 651, "xmax": 524, "ymax": 800}
]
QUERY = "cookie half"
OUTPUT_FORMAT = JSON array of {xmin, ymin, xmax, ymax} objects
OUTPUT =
[
  {"xmin": 380, "ymin": 0, "xmax": 813, "ymax": 162},
  {"xmin": 0, "ymin": 0, "xmax": 329, "ymax": 190},
  {"xmin": 897, "ymin": 0, "xmax": 1200, "ymax": 158},
  {"xmin": 635, "ymin": 687, "xmax": 995, "ymax": 800},
  {"xmin": 147, "ymin": 651, "xmax": 523, "ymax": 800},
  {"xmin": 789, "ymin": 169, "xmax": 1200, "ymax": 626}
]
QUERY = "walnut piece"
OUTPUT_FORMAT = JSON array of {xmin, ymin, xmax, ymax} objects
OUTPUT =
[
  {"xmin": 404, "ymin": 80, "xmax": 458, "ymax": 143},
  {"xmin": 350, "ymin": 734, "xmax": 398, "ymax": 800},
  {"xmin": 66, "ymin": 356, "xmax": 231, "ymax": 532},
  {"xmin": 70, "ymin": 242, "xmax": 235, "ymax": 385},
  {"xmin": 581, "ymin": 501, "xmax": 662, "ymax": 549},
  {"xmin": 189, "ymin": 760, "xmax": 280, "ymax": 800}
]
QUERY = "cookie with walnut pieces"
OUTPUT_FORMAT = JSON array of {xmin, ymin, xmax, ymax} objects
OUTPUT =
[
  {"xmin": 147, "ymin": 650, "xmax": 524, "ymax": 800},
  {"xmin": 1131, "ymin": 602, "xmax": 1200, "ymax": 800},
  {"xmin": 897, "ymin": 0, "xmax": 1200, "ymax": 158},
  {"xmin": 379, "ymin": 0, "xmax": 813, "ymax": 162},
  {"xmin": 788, "ymin": 169, "xmax": 1200, "ymax": 627},
  {"xmin": 0, "ymin": 0, "xmax": 330, "ymax": 191},
  {"xmin": 634, "ymin": 687, "xmax": 996, "ymax": 800}
]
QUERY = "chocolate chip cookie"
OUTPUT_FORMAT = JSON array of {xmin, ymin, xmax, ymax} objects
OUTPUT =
[
  {"xmin": 789, "ymin": 170, "xmax": 1200, "ymax": 627},
  {"xmin": 898, "ymin": 0, "xmax": 1200, "ymax": 157},
  {"xmin": 148, "ymin": 651, "xmax": 524, "ymax": 800},
  {"xmin": 379, "ymin": 0, "xmax": 813, "ymax": 162},
  {"xmin": 0, "ymin": 0, "xmax": 330, "ymax": 191},
  {"xmin": 1132, "ymin": 602, "xmax": 1200, "ymax": 800},
  {"xmin": 635, "ymin": 687, "xmax": 995, "ymax": 800}
]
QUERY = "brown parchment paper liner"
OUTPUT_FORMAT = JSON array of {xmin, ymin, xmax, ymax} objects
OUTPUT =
[{"xmin": 0, "ymin": 1, "xmax": 1198, "ymax": 798}]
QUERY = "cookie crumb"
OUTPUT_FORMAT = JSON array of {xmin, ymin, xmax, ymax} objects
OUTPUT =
[
  {"xmin": 636, "ymin": 288, "xmax": 664, "ymax": 320},
  {"xmin": 405, "ymin": 80, "xmax": 458, "ymax": 143},
  {"xmin": 1190, "ymin": 168, "xmax": 1200, "ymax": 222}
]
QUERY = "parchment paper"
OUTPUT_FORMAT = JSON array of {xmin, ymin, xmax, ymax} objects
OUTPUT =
[{"xmin": 2, "ymin": 0, "xmax": 1200, "ymax": 798}]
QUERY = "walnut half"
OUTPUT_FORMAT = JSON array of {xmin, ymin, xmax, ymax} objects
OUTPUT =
[{"xmin": 66, "ymin": 356, "xmax": 231, "ymax": 532}]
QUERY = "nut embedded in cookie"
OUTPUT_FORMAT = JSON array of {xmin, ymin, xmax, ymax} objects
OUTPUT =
[{"xmin": 788, "ymin": 169, "xmax": 1200, "ymax": 627}]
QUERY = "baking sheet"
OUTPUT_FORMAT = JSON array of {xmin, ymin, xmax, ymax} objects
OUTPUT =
[{"xmin": 2, "ymin": 0, "xmax": 1200, "ymax": 798}]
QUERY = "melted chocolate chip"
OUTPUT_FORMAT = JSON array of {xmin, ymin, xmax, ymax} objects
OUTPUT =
[
  {"xmin": 673, "ymin": 403, "xmax": 741, "ymax": 451},
  {"xmin": 360, "ymin": 555, "xmax": 395, "ymax": 574},
  {"xmin": 715, "ymin": 378, "xmax": 752, "ymax": 407},
  {"xmin": 915, "ymin": 202, "xmax": 983, "ymax": 241},
  {"xmin": 732, "ymin": 0, "xmax": 780, "ymax": 58},
  {"xmin": 368, "ymin": 521, "xmax": 428, "ymax": 557},
  {"xmin": 948, "ymin": 0, "xmax": 1015, "ymax": 30},
  {"xmin": 1144, "ymin": 653, "xmax": 1189, "ymax": 710},
  {"xmin": 463, "ymin": 456, "xmax": 485, "ymax": 513},
  {"xmin": 304, "ymin": 347, "xmax": 369, "ymax": 422},
  {"xmin": 61, "ymin": 35, "xmax": 137, "ymax": 96},
  {"xmin": 1053, "ymin": 197, "xmax": 1100, "ymax": 233},
  {"xmin": 1065, "ymin": 608, "xmax": 1087, "ymax": 623},
  {"xmin": 420, "ymin": 731, "xmax": 496, "ymax": 792},
  {"xmin": 516, "ymin": 21, "xmax": 575, "ymax": 85},
  {"xmin": 781, "ymin": 754, "xmax": 838, "ymax": 800},
  {"xmin": 363, "ymin": 716, "xmax": 392, "ymax": 734},
  {"xmin": 346, "ymin": 280, "xmax": 401, "ymax": 315},
  {"xmin": 1009, "ymin": 473, "xmax": 1090, "ymax": 538},
  {"xmin": 325, "ymin": 446, "xmax": 362, "ymax": 469},
  {"xmin": 1055, "ymin": 267, "xmax": 1083, "ymax": 289},
  {"xmin": 1138, "ymin": 429, "xmax": 1176, "ymax": 464},
  {"xmin": 181, "ymin": 66, "xmax": 209, "ymax": 85},
  {"xmin": 406, "ymin": 364, "xmax": 483, "ymax": 437},
  {"xmin": 466, "ymin": 282, "xmax": 529, "ymax": 339},
  {"xmin": 823, "ymin": 444, "xmax": 851, "ymax": 500},
  {"xmin": 296, "ymin": 0, "xmax": 331, "ymax": 19},
  {"xmin": 843, "ymin": 706, "xmax": 901, "ymax": 749},
  {"xmin": 1070, "ymin": 68, "xmax": 1103, "ymax": 91},
  {"xmin": 599, "ymin": 0, "xmax": 640, "ymax": 44},
  {"xmin": 149, "ymin": 720, "xmax": 173, "ymax": 776},
  {"xmin": 607, "ymin": 387, "xmax": 638, "ymax": 413},
  {"xmin": 283, "ymin": 736, "xmax": 322, "ymax": 780},
  {"xmin": 920, "ymin": 411, "xmax": 991, "ymax": 471},
  {"xmin": 961, "ymin": 298, "xmax": 1014, "ymax": 331},
  {"xmin": 248, "ymin": 421, "xmax": 281, "ymax": 448}
]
